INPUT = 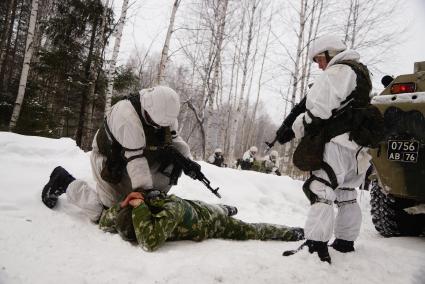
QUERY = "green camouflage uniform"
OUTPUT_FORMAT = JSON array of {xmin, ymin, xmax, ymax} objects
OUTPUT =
[{"xmin": 99, "ymin": 194, "xmax": 304, "ymax": 251}]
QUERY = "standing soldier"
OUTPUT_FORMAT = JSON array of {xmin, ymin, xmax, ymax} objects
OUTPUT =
[
  {"xmin": 99, "ymin": 191, "xmax": 305, "ymax": 251},
  {"xmin": 278, "ymin": 35, "xmax": 383, "ymax": 263},
  {"xmin": 41, "ymin": 86, "xmax": 198, "ymax": 222},
  {"xmin": 208, "ymin": 148, "xmax": 225, "ymax": 167}
]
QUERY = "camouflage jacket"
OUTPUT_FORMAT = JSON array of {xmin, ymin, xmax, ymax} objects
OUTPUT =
[{"xmin": 99, "ymin": 195, "xmax": 303, "ymax": 251}]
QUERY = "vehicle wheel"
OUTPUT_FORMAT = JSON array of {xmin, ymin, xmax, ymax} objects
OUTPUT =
[{"xmin": 370, "ymin": 180, "xmax": 425, "ymax": 237}]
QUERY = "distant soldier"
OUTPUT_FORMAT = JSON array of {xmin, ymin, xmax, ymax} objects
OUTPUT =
[
  {"xmin": 239, "ymin": 146, "xmax": 258, "ymax": 170},
  {"xmin": 99, "ymin": 191, "xmax": 305, "ymax": 251},
  {"xmin": 263, "ymin": 150, "xmax": 281, "ymax": 176},
  {"xmin": 208, "ymin": 148, "xmax": 225, "ymax": 167}
]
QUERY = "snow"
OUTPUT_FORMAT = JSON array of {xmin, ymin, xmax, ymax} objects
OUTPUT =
[
  {"xmin": 0, "ymin": 132, "xmax": 424, "ymax": 284},
  {"xmin": 372, "ymin": 92, "xmax": 425, "ymax": 104}
]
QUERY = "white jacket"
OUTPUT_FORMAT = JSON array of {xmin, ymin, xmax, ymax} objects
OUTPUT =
[
  {"xmin": 292, "ymin": 49, "xmax": 371, "ymax": 172},
  {"xmin": 242, "ymin": 150, "xmax": 255, "ymax": 162},
  {"xmin": 97, "ymin": 100, "xmax": 191, "ymax": 191},
  {"xmin": 264, "ymin": 155, "xmax": 279, "ymax": 172}
]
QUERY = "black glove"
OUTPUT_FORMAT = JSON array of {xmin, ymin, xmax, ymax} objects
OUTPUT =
[
  {"xmin": 142, "ymin": 189, "xmax": 166, "ymax": 201},
  {"xmin": 276, "ymin": 124, "xmax": 295, "ymax": 144}
]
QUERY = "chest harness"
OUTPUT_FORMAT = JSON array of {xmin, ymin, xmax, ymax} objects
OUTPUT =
[
  {"xmin": 96, "ymin": 94, "xmax": 178, "ymax": 184},
  {"xmin": 299, "ymin": 60, "xmax": 383, "ymax": 205}
]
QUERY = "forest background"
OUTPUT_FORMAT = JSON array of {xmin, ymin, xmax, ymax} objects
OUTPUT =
[{"xmin": 1, "ymin": 0, "xmax": 424, "ymax": 178}]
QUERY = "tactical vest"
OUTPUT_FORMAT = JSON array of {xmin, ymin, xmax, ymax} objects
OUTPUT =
[
  {"xmin": 96, "ymin": 94, "xmax": 174, "ymax": 184},
  {"xmin": 302, "ymin": 60, "xmax": 372, "ymax": 137},
  {"xmin": 293, "ymin": 60, "xmax": 384, "ymax": 172}
]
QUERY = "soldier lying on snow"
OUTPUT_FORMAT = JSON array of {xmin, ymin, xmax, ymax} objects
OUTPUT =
[{"xmin": 99, "ymin": 191, "xmax": 304, "ymax": 252}]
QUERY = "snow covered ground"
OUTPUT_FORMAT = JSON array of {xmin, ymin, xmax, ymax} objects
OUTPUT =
[{"xmin": 0, "ymin": 132, "xmax": 424, "ymax": 284}]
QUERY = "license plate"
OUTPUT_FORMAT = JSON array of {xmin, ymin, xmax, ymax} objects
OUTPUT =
[{"xmin": 387, "ymin": 140, "xmax": 419, "ymax": 163}]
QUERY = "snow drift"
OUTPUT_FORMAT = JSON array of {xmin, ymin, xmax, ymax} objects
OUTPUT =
[{"xmin": 0, "ymin": 132, "xmax": 423, "ymax": 284}]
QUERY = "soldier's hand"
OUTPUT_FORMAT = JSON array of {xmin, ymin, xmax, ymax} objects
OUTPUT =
[
  {"xmin": 120, "ymin": 192, "xmax": 144, "ymax": 208},
  {"xmin": 276, "ymin": 124, "xmax": 295, "ymax": 144},
  {"xmin": 129, "ymin": 198, "xmax": 143, "ymax": 207}
]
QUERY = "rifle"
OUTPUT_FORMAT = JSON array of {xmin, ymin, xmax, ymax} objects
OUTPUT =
[
  {"xmin": 166, "ymin": 146, "xmax": 221, "ymax": 198},
  {"xmin": 265, "ymin": 97, "xmax": 307, "ymax": 151}
]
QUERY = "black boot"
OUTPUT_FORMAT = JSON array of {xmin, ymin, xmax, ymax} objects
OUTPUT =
[
  {"xmin": 306, "ymin": 240, "xmax": 332, "ymax": 264},
  {"xmin": 221, "ymin": 204, "xmax": 238, "ymax": 217},
  {"xmin": 42, "ymin": 166, "xmax": 75, "ymax": 209},
  {"xmin": 331, "ymin": 238, "xmax": 355, "ymax": 253},
  {"xmin": 283, "ymin": 239, "xmax": 331, "ymax": 263}
]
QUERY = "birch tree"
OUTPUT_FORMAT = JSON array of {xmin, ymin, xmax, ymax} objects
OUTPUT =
[
  {"xmin": 228, "ymin": 0, "xmax": 259, "ymax": 161},
  {"xmin": 177, "ymin": 0, "xmax": 230, "ymax": 158},
  {"xmin": 104, "ymin": 0, "xmax": 129, "ymax": 113},
  {"xmin": 273, "ymin": 0, "xmax": 324, "ymax": 175},
  {"xmin": 245, "ymin": 8, "xmax": 272, "ymax": 149},
  {"xmin": 156, "ymin": 0, "xmax": 181, "ymax": 85},
  {"xmin": 340, "ymin": 0, "xmax": 401, "ymax": 69},
  {"xmin": 9, "ymin": 0, "xmax": 38, "ymax": 131}
]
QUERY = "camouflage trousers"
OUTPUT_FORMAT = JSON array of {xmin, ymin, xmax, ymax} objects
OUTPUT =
[
  {"xmin": 212, "ymin": 215, "xmax": 302, "ymax": 242},
  {"xmin": 179, "ymin": 202, "xmax": 302, "ymax": 242}
]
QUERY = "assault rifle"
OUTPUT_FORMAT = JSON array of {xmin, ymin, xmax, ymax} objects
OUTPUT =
[
  {"xmin": 166, "ymin": 146, "xmax": 221, "ymax": 198},
  {"xmin": 265, "ymin": 97, "xmax": 307, "ymax": 151}
]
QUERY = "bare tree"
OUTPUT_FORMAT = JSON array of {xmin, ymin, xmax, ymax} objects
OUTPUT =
[
  {"xmin": 228, "ymin": 0, "xmax": 260, "ymax": 161},
  {"xmin": 9, "ymin": 0, "xmax": 39, "ymax": 131},
  {"xmin": 156, "ymin": 0, "xmax": 181, "ymax": 85},
  {"xmin": 104, "ymin": 0, "xmax": 129, "ymax": 113},
  {"xmin": 176, "ymin": 0, "xmax": 231, "ymax": 158},
  {"xmin": 339, "ymin": 0, "xmax": 402, "ymax": 70},
  {"xmin": 245, "ymin": 7, "xmax": 273, "ymax": 148}
]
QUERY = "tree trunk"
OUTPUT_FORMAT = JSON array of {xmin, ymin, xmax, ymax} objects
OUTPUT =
[
  {"xmin": 9, "ymin": 0, "xmax": 38, "ymax": 131},
  {"xmin": 75, "ymin": 10, "xmax": 99, "ymax": 147},
  {"xmin": 290, "ymin": 0, "xmax": 306, "ymax": 109},
  {"xmin": 104, "ymin": 0, "xmax": 129, "ymax": 113},
  {"xmin": 205, "ymin": 0, "xmax": 229, "ymax": 155},
  {"xmin": 246, "ymin": 8, "xmax": 272, "ymax": 148},
  {"xmin": 0, "ymin": 0, "xmax": 18, "ymax": 91},
  {"xmin": 228, "ymin": 0, "xmax": 257, "ymax": 161},
  {"xmin": 0, "ymin": 0, "xmax": 16, "ymax": 74},
  {"xmin": 3, "ymin": 0, "xmax": 24, "ymax": 93},
  {"xmin": 156, "ymin": 0, "xmax": 180, "ymax": 85}
]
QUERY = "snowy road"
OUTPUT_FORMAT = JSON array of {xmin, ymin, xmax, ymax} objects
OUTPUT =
[{"xmin": 0, "ymin": 132, "xmax": 424, "ymax": 284}]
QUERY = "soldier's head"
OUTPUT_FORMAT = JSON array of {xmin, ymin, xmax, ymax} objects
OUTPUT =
[
  {"xmin": 308, "ymin": 35, "xmax": 346, "ymax": 70},
  {"xmin": 214, "ymin": 148, "xmax": 223, "ymax": 156},
  {"xmin": 249, "ymin": 146, "xmax": 258, "ymax": 156},
  {"xmin": 140, "ymin": 86, "xmax": 180, "ymax": 127},
  {"xmin": 270, "ymin": 150, "xmax": 278, "ymax": 161}
]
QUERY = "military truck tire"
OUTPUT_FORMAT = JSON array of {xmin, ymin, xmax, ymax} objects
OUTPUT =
[{"xmin": 370, "ymin": 181, "xmax": 425, "ymax": 237}]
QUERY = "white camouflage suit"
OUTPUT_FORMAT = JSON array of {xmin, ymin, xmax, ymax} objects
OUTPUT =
[
  {"xmin": 292, "ymin": 41, "xmax": 371, "ymax": 242},
  {"xmin": 66, "ymin": 86, "xmax": 191, "ymax": 221}
]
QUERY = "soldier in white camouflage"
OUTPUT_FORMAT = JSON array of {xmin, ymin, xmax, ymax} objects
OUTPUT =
[{"xmin": 99, "ymin": 192, "xmax": 304, "ymax": 251}]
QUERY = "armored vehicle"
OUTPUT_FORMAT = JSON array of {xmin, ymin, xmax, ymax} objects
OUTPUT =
[{"xmin": 369, "ymin": 61, "xmax": 425, "ymax": 237}]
